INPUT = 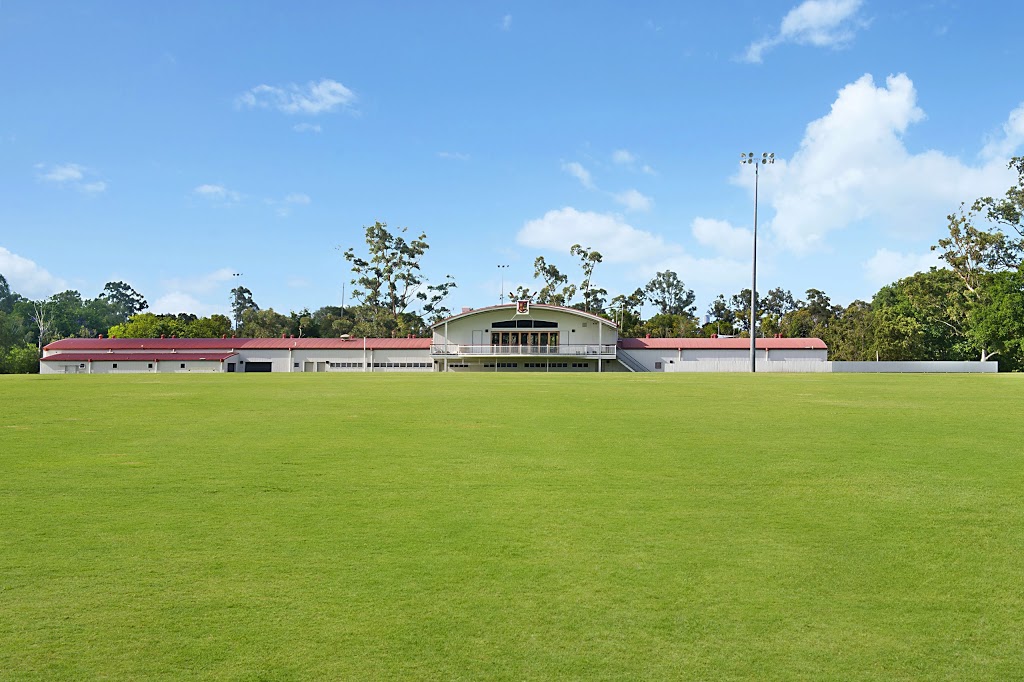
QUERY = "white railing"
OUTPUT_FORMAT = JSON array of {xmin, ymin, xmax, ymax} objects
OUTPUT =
[{"xmin": 431, "ymin": 344, "xmax": 617, "ymax": 357}]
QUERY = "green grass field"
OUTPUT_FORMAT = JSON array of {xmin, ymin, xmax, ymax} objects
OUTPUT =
[{"xmin": 1, "ymin": 373, "xmax": 1022, "ymax": 680}]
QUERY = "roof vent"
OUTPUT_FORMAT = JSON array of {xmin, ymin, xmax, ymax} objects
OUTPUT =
[
  {"xmin": 98, "ymin": 334, "xmax": 103, "ymax": 339},
  {"xmin": 171, "ymin": 334, "xmax": 176, "ymax": 338},
  {"xmin": 646, "ymin": 334, "xmax": 651, "ymax": 339},
  {"xmin": 281, "ymin": 333, "xmax": 286, "ymax": 338},
  {"xmin": 340, "ymin": 334, "xmax": 350, "ymax": 340},
  {"xmin": 461, "ymin": 307, "xmax": 473, "ymax": 313},
  {"xmin": 290, "ymin": 334, "xmax": 295, "ymax": 338},
  {"xmin": 160, "ymin": 334, "xmax": 165, "ymax": 339}
]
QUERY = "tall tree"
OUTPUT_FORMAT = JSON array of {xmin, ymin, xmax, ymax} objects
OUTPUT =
[
  {"xmin": 230, "ymin": 287, "xmax": 258, "ymax": 330},
  {"xmin": 342, "ymin": 221, "xmax": 455, "ymax": 332},
  {"xmin": 609, "ymin": 288, "xmax": 646, "ymax": 336},
  {"xmin": 0, "ymin": 274, "xmax": 25, "ymax": 314},
  {"xmin": 973, "ymin": 156, "xmax": 1024, "ymax": 242},
  {"xmin": 99, "ymin": 281, "xmax": 148, "ymax": 322},
  {"xmin": 532, "ymin": 257, "xmax": 575, "ymax": 306},
  {"xmin": 570, "ymin": 244, "xmax": 602, "ymax": 312},
  {"xmin": 758, "ymin": 287, "xmax": 798, "ymax": 336},
  {"xmin": 644, "ymin": 271, "xmax": 696, "ymax": 316},
  {"xmin": 239, "ymin": 308, "xmax": 290, "ymax": 338},
  {"xmin": 706, "ymin": 294, "xmax": 737, "ymax": 335},
  {"xmin": 30, "ymin": 299, "xmax": 52, "ymax": 356}
]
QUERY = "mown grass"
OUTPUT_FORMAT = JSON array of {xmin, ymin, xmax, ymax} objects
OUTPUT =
[{"xmin": 1, "ymin": 372, "xmax": 1022, "ymax": 680}]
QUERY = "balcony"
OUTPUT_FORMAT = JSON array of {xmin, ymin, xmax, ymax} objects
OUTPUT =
[{"xmin": 431, "ymin": 343, "xmax": 617, "ymax": 358}]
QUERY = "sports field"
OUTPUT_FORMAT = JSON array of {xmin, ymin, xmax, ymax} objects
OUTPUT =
[{"xmin": 1, "ymin": 373, "xmax": 1022, "ymax": 680}]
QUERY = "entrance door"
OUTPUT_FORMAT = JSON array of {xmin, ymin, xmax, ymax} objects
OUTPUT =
[
  {"xmin": 227, "ymin": 363, "xmax": 236, "ymax": 373},
  {"xmin": 244, "ymin": 362, "xmax": 272, "ymax": 372},
  {"xmin": 316, "ymin": 361, "xmax": 326, "ymax": 372},
  {"xmin": 303, "ymin": 361, "xmax": 314, "ymax": 372}
]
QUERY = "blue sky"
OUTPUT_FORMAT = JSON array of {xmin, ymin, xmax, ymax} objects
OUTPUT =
[{"xmin": 3, "ymin": 0, "xmax": 1023, "ymax": 320}]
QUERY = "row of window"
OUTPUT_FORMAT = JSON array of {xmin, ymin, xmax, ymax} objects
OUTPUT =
[
  {"xmin": 479, "ymin": 362, "xmax": 592, "ymax": 369},
  {"xmin": 111, "ymin": 363, "xmax": 184, "ymax": 369},
  {"xmin": 329, "ymin": 362, "xmax": 364, "ymax": 368},
  {"xmin": 373, "ymin": 362, "xmax": 432, "ymax": 368},
  {"xmin": 489, "ymin": 320, "xmax": 558, "ymax": 329}
]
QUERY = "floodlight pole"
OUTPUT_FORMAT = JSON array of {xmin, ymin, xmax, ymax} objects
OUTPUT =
[
  {"xmin": 498, "ymin": 264, "xmax": 509, "ymax": 304},
  {"xmin": 232, "ymin": 272, "xmax": 244, "ymax": 331},
  {"xmin": 740, "ymin": 152, "xmax": 773, "ymax": 373}
]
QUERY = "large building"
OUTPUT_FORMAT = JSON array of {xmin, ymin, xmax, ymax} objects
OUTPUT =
[{"xmin": 41, "ymin": 303, "xmax": 829, "ymax": 374}]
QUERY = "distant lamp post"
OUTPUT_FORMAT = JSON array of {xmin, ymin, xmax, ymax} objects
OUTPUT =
[
  {"xmin": 740, "ymin": 152, "xmax": 774, "ymax": 373},
  {"xmin": 498, "ymin": 264, "xmax": 509, "ymax": 304},
  {"xmin": 232, "ymin": 272, "xmax": 244, "ymax": 330}
]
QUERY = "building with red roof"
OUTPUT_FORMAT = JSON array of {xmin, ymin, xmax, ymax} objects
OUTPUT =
[{"xmin": 40, "ymin": 303, "xmax": 829, "ymax": 374}]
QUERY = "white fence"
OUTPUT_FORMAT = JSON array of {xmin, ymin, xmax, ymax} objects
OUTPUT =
[
  {"xmin": 830, "ymin": 361, "xmax": 998, "ymax": 373},
  {"xmin": 665, "ymin": 359, "xmax": 997, "ymax": 373}
]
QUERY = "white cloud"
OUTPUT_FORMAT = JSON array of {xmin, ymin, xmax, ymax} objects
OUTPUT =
[
  {"xmin": 0, "ymin": 247, "xmax": 66, "ymax": 299},
  {"xmin": 151, "ymin": 268, "xmax": 237, "ymax": 316},
  {"xmin": 744, "ymin": 0, "xmax": 864, "ymax": 63},
  {"xmin": 237, "ymin": 78, "xmax": 356, "ymax": 115},
  {"xmin": 517, "ymin": 207, "xmax": 675, "ymax": 264},
  {"xmin": 612, "ymin": 149, "xmax": 636, "ymax": 165},
  {"xmin": 194, "ymin": 184, "xmax": 241, "ymax": 203},
  {"xmin": 150, "ymin": 292, "xmax": 206, "ymax": 316},
  {"xmin": 982, "ymin": 102, "xmax": 1024, "ymax": 161},
  {"xmin": 612, "ymin": 188, "xmax": 653, "ymax": 212},
  {"xmin": 515, "ymin": 208, "xmax": 758, "ymax": 305},
  {"xmin": 41, "ymin": 163, "xmax": 84, "ymax": 182},
  {"xmin": 162, "ymin": 267, "xmax": 235, "ymax": 296},
  {"xmin": 37, "ymin": 162, "xmax": 107, "ymax": 194},
  {"xmin": 691, "ymin": 217, "xmax": 752, "ymax": 259},
  {"xmin": 284, "ymin": 192, "xmax": 311, "ymax": 205},
  {"xmin": 501, "ymin": 14, "xmax": 512, "ymax": 31},
  {"xmin": 738, "ymin": 73, "xmax": 1020, "ymax": 253},
  {"xmin": 293, "ymin": 122, "xmax": 322, "ymax": 133},
  {"xmin": 438, "ymin": 151, "xmax": 470, "ymax": 161},
  {"xmin": 864, "ymin": 249, "xmax": 941, "ymax": 289},
  {"xmin": 562, "ymin": 161, "xmax": 595, "ymax": 189}
]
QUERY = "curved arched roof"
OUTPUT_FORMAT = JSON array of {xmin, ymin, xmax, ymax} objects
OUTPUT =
[{"xmin": 430, "ymin": 303, "xmax": 618, "ymax": 329}]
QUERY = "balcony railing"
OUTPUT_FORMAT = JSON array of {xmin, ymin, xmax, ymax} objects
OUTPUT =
[{"xmin": 431, "ymin": 343, "xmax": 617, "ymax": 357}]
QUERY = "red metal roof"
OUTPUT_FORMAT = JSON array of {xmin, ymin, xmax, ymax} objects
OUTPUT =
[
  {"xmin": 41, "ymin": 352, "xmax": 238, "ymax": 362},
  {"xmin": 619, "ymin": 337, "xmax": 827, "ymax": 350},
  {"xmin": 44, "ymin": 337, "xmax": 432, "ymax": 351},
  {"xmin": 431, "ymin": 303, "xmax": 618, "ymax": 329}
]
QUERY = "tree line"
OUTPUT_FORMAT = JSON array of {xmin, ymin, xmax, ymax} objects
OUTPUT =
[{"xmin": 3, "ymin": 159, "xmax": 1022, "ymax": 372}]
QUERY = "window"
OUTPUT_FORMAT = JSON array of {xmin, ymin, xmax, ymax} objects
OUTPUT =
[
  {"xmin": 294, "ymin": 362, "xmax": 299, "ymax": 368},
  {"xmin": 180, "ymin": 363, "xmax": 186, "ymax": 369},
  {"xmin": 148, "ymin": 363, "xmax": 153, "ymax": 369},
  {"xmin": 655, "ymin": 362, "xmax": 663, "ymax": 370},
  {"xmin": 572, "ymin": 362, "xmax": 590, "ymax": 368},
  {"xmin": 112, "ymin": 363, "xmax": 118, "ymax": 369}
]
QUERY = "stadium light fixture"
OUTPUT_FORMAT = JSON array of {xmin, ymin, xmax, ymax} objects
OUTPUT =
[
  {"xmin": 498, "ymin": 264, "xmax": 509, "ymax": 304},
  {"xmin": 740, "ymin": 152, "xmax": 774, "ymax": 373}
]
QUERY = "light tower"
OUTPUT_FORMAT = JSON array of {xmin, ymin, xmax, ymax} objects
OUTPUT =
[
  {"xmin": 497, "ymin": 264, "xmax": 509, "ymax": 304},
  {"xmin": 740, "ymin": 152, "xmax": 774, "ymax": 373}
]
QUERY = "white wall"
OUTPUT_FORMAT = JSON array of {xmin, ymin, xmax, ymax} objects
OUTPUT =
[
  {"xmin": 830, "ymin": 361, "xmax": 997, "ymax": 373},
  {"xmin": 434, "ymin": 308, "xmax": 617, "ymax": 349},
  {"xmin": 620, "ymin": 348, "xmax": 828, "ymax": 372}
]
